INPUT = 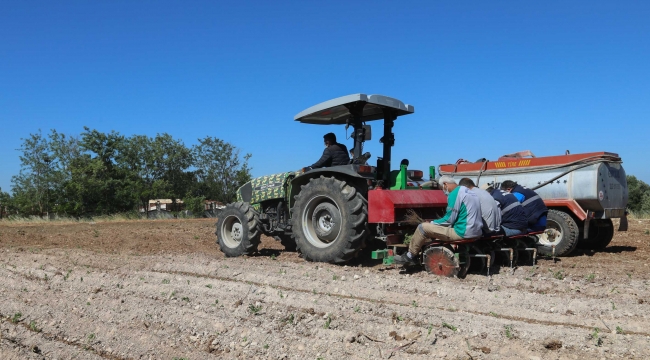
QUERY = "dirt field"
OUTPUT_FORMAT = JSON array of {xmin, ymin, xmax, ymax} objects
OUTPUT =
[{"xmin": 1, "ymin": 218, "xmax": 649, "ymax": 359}]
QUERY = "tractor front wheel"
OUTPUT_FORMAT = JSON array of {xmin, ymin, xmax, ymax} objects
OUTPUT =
[
  {"xmin": 291, "ymin": 176, "xmax": 367, "ymax": 264},
  {"xmin": 216, "ymin": 202, "xmax": 261, "ymax": 257}
]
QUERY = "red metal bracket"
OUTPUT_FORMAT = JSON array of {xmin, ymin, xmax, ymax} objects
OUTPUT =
[{"xmin": 544, "ymin": 199, "xmax": 587, "ymax": 221}]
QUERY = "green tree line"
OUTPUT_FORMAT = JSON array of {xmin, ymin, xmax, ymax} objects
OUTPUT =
[
  {"xmin": 627, "ymin": 175, "xmax": 650, "ymax": 214},
  {"xmin": 0, "ymin": 128, "xmax": 251, "ymax": 217}
]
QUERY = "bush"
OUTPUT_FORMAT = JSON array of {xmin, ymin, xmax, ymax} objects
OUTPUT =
[
  {"xmin": 183, "ymin": 195, "xmax": 206, "ymax": 218},
  {"xmin": 627, "ymin": 175, "xmax": 650, "ymax": 213}
]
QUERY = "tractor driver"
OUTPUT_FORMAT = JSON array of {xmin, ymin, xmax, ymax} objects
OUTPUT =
[
  {"xmin": 303, "ymin": 133, "xmax": 350, "ymax": 171},
  {"xmin": 393, "ymin": 175, "xmax": 483, "ymax": 267}
]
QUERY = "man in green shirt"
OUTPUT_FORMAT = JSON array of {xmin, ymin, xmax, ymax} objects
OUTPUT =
[{"xmin": 394, "ymin": 175, "xmax": 483, "ymax": 267}]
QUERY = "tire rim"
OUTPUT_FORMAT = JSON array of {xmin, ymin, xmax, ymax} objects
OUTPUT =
[
  {"xmin": 221, "ymin": 215, "xmax": 243, "ymax": 248},
  {"xmin": 536, "ymin": 220, "xmax": 562, "ymax": 247},
  {"xmin": 301, "ymin": 195, "xmax": 342, "ymax": 248}
]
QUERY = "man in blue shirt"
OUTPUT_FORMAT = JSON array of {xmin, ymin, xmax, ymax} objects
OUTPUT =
[{"xmin": 500, "ymin": 180, "xmax": 548, "ymax": 232}]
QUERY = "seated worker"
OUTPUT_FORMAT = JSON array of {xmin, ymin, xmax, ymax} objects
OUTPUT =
[
  {"xmin": 500, "ymin": 180, "xmax": 548, "ymax": 232},
  {"xmin": 480, "ymin": 183, "xmax": 528, "ymax": 236},
  {"xmin": 394, "ymin": 175, "xmax": 483, "ymax": 267},
  {"xmin": 458, "ymin": 178, "xmax": 501, "ymax": 234},
  {"xmin": 304, "ymin": 133, "xmax": 349, "ymax": 170},
  {"xmin": 389, "ymin": 159, "xmax": 410, "ymax": 189}
]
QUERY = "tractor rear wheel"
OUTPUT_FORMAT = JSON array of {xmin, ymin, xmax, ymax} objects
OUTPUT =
[
  {"xmin": 291, "ymin": 176, "xmax": 367, "ymax": 264},
  {"xmin": 216, "ymin": 202, "xmax": 261, "ymax": 257},
  {"xmin": 535, "ymin": 209, "xmax": 579, "ymax": 257},
  {"xmin": 583, "ymin": 219, "xmax": 615, "ymax": 250}
]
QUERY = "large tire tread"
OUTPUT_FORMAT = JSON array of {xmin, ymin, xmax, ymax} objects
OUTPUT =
[
  {"xmin": 291, "ymin": 176, "xmax": 367, "ymax": 264},
  {"xmin": 537, "ymin": 209, "xmax": 579, "ymax": 257},
  {"xmin": 215, "ymin": 202, "xmax": 261, "ymax": 257}
]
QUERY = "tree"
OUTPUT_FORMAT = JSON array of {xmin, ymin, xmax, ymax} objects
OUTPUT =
[
  {"xmin": 11, "ymin": 130, "xmax": 55, "ymax": 216},
  {"xmin": 76, "ymin": 127, "xmax": 135, "ymax": 214},
  {"xmin": 46, "ymin": 130, "xmax": 84, "ymax": 215},
  {"xmin": 626, "ymin": 175, "xmax": 650, "ymax": 213},
  {"xmin": 0, "ymin": 187, "xmax": 13, "ymax": 218},
  {"xmin": 192, "ymin": 136, "xmax": 252, "ymax": 203},
  {"xmin": 116, "ymin": 133, "xmax": 193, "ymax": 213},
  {"xmin": 8, "ymin": 128, "xmax": 253, "ymax": 217}
]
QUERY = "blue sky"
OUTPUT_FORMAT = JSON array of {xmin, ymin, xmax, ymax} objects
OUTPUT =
[{"xmin": 1, "ymin": 1, "xmax": 649, "ymax": 194}]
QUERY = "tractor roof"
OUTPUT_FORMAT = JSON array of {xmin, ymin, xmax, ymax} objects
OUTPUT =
[{"xmin": 294, "ymin": 94, "xmax": 414, "ymax": 125}]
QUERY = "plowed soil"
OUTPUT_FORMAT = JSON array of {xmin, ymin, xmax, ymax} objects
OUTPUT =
[{"xmin": 1, "ymin": 218, "xmax": 650, "ymax": 359}]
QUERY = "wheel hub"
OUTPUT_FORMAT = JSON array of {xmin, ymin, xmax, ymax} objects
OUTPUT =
[
  {"xmin": 221, "ymin": 215, "xmax": 244, "ymax": 248},
  {"xmin": 318, "ymin": 214, "xmax": 334, "ymax": 231},
  {"xmin": 423, "ymin": 247, "xmax": 459, "ymax": 277},
  {"xmin": 231, "ymin": 223, "xmax": 243, "ymax": 241},
  {"xmin": 302, "ymin": 196, "xmax": 342, "ymax": 248},
  {"xmin": 537, "ymin": 226, "xmax": 561, "ymax": 247}
]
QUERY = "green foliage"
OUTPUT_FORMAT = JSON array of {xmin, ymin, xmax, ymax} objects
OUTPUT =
[
  {"xmin": 550, "ymin": 269, "xmax": 565, "ymax": 280},
  {"xmin": 248, "ymin": 304, "xmax": 262, "ymax": 314},
  {"xmin": 10, "ymin": 312, "xmax": 22, "ymax": 323},
  {"xmin": 7, "ymin": 128, "xmax": 252, "ymax": 218},
  {"xmin": 29, "ymin": 320, "xmax": 40, "ymax": 332},
  {"xmin": 590, "ymin": 328, "xmax": 603, "ymax": 346},
  {"xmin": 442, "ymin": 322, "xmax": 457, "ymax": 331},
  {"xmin": 403, "ymin": 233, "xmax": 413, "ymax": 245},
  {"xmin": 323, "ymin": 315, "xmax": 331, "ymax": 329},
  {"xmin": 183, "ymin": 195, "xmax": 206, "ymax": 217},
  {"xmin": 627, "ymin": 175, "xmax": 650, "ymax": 213},
  {"xmin": 0, "ymin": 187, "xmax": 14, "ymax": 218},
  {"xmin": 504, "ymin": 325, "xmax": 514, "ymax": 339},
  {"xmin": 192, "ymin": 136, "xmax": 252, "ymax": 203}
]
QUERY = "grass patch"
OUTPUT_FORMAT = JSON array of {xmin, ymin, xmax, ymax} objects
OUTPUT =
[
  {"xmin": 10, "ymin": 312, "xmax": 22, "ymax": 323},
  {"xmin": 29, "ymin": 320, "xmax": 40, "ymax": 332},
  {"xmin": 442, "ymin": 322, "xmax": 457, "ymax": 331},
  {"xmin": 248, "ymin": 304, "xmax": 262, "ymax": 314},
  {"xmin": 549, "ymin": 269, "xmax": 565, "ymax": 280},
  {"xmin": 590, "ymin": 328, "xmax": 603, "ymax": 346},
  {"xmin": 282, "ymin": 314, "xmax": 294, "ymax": 325},
  {"xmin": 324, "ymin": 315, "xmax": 331, "ymax": 329},
  {"xmin": 504, "ymin": 325, "xmax": 514, "ymax": 339}
]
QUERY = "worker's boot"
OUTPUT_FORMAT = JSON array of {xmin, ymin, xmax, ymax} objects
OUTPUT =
[{"xmin": 393, "ymin": 252, "xmax": 417, "ymax": 267}]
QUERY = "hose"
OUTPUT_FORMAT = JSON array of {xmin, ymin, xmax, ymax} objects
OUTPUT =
[{"xmin": 439, "ymin": 155, "xmax": 621, "ymax": 178}]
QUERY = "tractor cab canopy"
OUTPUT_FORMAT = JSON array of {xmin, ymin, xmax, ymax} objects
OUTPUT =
[
  {"xmin": 294, "ymin": 94, "xmax": 414, "ymax": 125},
  {"xmin": 294, "ymin": 94, "xmax": 415, "ymax": 186}
]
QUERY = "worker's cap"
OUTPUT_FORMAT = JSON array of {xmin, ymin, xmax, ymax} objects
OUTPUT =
[{"xmin": 479, "ymin": 183, "xmax": 492, "ymax": 190}]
